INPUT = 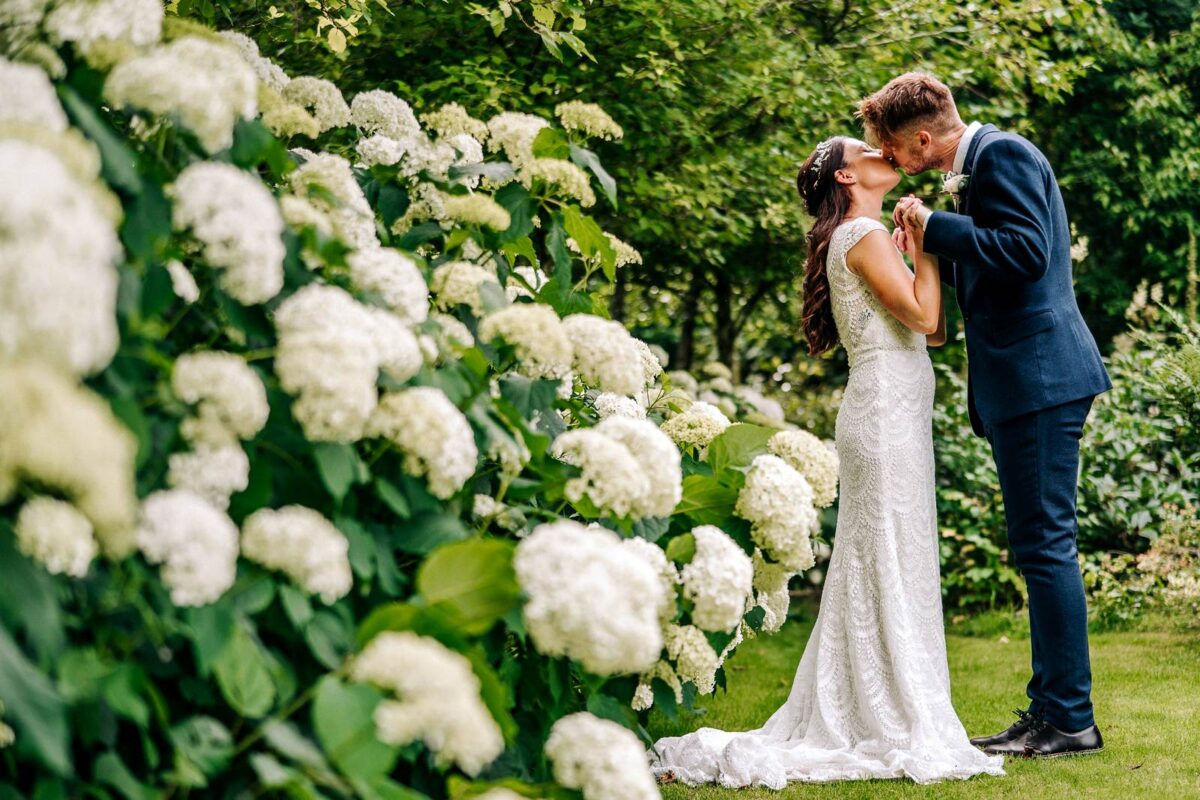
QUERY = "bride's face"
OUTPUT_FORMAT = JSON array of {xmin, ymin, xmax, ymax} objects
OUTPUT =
[{"xmin": 836, "ymin": 139, "xmax": 902, "ymax": 194}]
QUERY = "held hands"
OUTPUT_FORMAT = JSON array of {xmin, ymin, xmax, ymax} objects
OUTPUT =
[{"xmin": 891, "ymin": 195, "xmax": 929, "ymax": 256}]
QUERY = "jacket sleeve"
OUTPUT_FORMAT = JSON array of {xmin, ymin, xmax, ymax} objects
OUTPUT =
[{"xmin": 923, "ymin": 139, "xmax": 1052, "ymax": 283}]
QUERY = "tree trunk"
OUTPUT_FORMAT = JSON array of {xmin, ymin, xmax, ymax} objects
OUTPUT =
[
  {"xmin": 714, "ymin": 270, "xmax": 734, "ymax": 373},
  {"xmin": 609, "ymin": 268, "xmax": 627, "ymax": 322},
  {"xmin": 675, "ymin": 266, "xmax": 704, "ymax": 371}
]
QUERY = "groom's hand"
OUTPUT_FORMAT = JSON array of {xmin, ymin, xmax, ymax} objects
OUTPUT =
[{"xmin": 892, "ymin": 195, "xmax": 921, "ymax": 228}]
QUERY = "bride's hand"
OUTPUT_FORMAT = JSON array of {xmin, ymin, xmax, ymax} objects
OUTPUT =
[{"xmin": 892, "ymin": 226, "xmax": 909, "ymax": 255}]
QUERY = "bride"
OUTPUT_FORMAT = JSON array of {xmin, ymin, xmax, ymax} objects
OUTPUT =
[{"xmin": 648, "ymin": 137, "xmax": 1006, "ymax": 787}]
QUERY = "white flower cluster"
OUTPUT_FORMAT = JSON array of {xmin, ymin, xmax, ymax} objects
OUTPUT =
[
  {"xmin": 137, "ymin": 490, "xmax": 239, "ymax": 607},
  {"xmin": 768, "ymin": 429, "xmax": 839, "ymax": 508},
  {"xmin": 219, "ymin": 30, "xmax": 290, "ymax": 91},
  {"xmin": 544, "ymin": 712, "xmax": 659, "ymax": 800},
  {"xmin": 554, "ymin": 101, "xmax": 624, "ymax": 141},
  {"xmin": 485, "ymin": 112, "xmax": 548, "ymax": 168},
  {"xmin": 521, "ymin": 158, "xmax": 595, "ymax": 207},
  {"xmin": 621, "ymin": 535, "xmax": 679, "ymax": 622},
  {"xmin": 665, "ymin": 624, "xmax": 720, "ymax": 694},
  {"xmin": 351, "ymin": 631, "xmax": 503, "ymax": 776},
  {"xmin": 634, "ymin": 338, "xmax": 664, "ymax": 386},
  {"xmin": 281, "ymin": 76, "xmax": 350, "ymax": 133},
  {"xmin": 660, "ymin": 401, "xmax": 731, "ymax": 450},
  {"xmin": 0, "ymin": 138, "xmax": 121, "ymax": 377},
  {"xmin": 347, "ymin": 247, "xmax": 430, "ymax": 325},
  {"xmin": 441, "ymin": 194, "xmax": 511, "ymax": 230},
  {"xmin": 606, "ymin": 233, "xmax": 642, "ymax": 268},
  {"xmin": 104, "ymin": 36, "xmax": 257, "ymax": 153},
  {"xmin": 514, "ymin": 520, "xmax": 667, "ymax": 675},
  {"xmin": 421, "ymin": 102, "xmax": 489, "ymax": 141},
  {"xmin": 735, "ymin": 454, "xmax": 819, "ymax": 571},
  {"xmin": 241, "ymin": 506, "xmax": 352, "ymax": 602},
  {"xmin": 366, "ymin": 387, "xmax": 478, "ymax": 499},
  {"xmin": 551, "ymin": 417, "xmax": 681, "ymax": 520},
  {"xmin": 561, "ymin": 314, "xmax": 645, "ymax": 395},
  {"xmin": 753, "ymin": 549, "xmax": 794, "ymax": 634},
  {"xmin": 504, "ymin": 266, "xmax": 548, "ymax": 303},
  {"xmin": 430, "ymin": 261, "xmax": 501, "ymax": 316},
  {"xmin": 0, "ymin": 362, "xmax": 137, "ymax": 556},
  {"xmin": 167, "ymin": 445, "xmax": 249, "ymax": 510},
  {"xmin": 593, "ymin": 392, "xmax": 645, "ymax": 420},
  {"xmin": 15, "ymin": 497, "xmax": 98, "ymax": 578},
  {"xmin": 350, "ymin": 90, "xmax": 422, "ymax": 141},
  {"xmin": 169, "ymin": 162, "xmax": 285, "ymax": 305},
  {"xmin": 632, "ymin": 659, "xmax": 684, "ymax": 712},
  {"xmin": 287, "ymin": 151, "xmax": 378, "ymax": 251},
  {"xmin": 479, "ymin": 303, "xmax": 573, "ymax": 380},
  {"xmin": 172, "ymin": 351, "xmax": 270, "ymax": 446},
  {"xmin": 734, "ymin": 384, "xmax": 786, "ymax": 423},
  {"xmin": 274, "ymin": 284, "xmax": 421, "ymax": 442},
  {"xmin": 44, "ymin": 0, "xmax": 163, "ymax": 57},
  {"xmin": 0, "ymin": 57, "xmax": 68, "ymax": 130},
  {"xmin": 681, "ymin": 525, "xmax": 753, "ymax": 633}
]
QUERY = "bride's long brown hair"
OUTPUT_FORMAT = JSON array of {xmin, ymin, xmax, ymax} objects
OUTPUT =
[{"xmin": 796, "ymin": 137, "xmax": 851, "ymax": 356}]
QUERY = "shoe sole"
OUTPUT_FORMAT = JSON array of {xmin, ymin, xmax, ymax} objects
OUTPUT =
[{"xmin": 1021, "ymin": 747, "xmax": 1104, "ymax": 759}]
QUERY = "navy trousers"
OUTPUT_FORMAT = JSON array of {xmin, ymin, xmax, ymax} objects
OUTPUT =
[{"xmin": 985, "ymin": 395, "xmax": 1096, "ymax": 732}]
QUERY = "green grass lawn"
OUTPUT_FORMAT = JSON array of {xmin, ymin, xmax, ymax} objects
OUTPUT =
[{"xmin": 648, "ymin": 609, "xmax": 1200, "ymax": 799}]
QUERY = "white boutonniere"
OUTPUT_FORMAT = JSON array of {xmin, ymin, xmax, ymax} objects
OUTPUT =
[{"xmin": 942, "ymin": 172, "xmax": 970, "ymax": 196}]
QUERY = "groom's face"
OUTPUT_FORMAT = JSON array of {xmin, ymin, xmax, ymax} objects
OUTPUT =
[{"xmin": 879, "ymin": 131, "xmax": 938, "ymax": 175}]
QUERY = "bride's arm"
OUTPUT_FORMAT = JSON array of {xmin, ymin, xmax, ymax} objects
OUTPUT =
[
  {"xmin": 923, "ymin": 249, "xmax": 947, "ymax": 347},
  {"xmin": 846, "ymin": 229, "xmax": 942, "ymax": 335}
]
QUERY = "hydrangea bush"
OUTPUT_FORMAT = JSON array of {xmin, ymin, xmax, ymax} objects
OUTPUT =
[{"xmin": 0, "ymin": 6, "xmax": 839, "ymax": 798}]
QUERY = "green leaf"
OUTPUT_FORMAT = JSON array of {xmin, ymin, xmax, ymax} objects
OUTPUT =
[
  {"xmin": 314, "ymin": 442, "xmax": 368, "ymax": 503},
  {"xmin": 494, "ymin": 183, "xmax": 537, "ymax": 246},
  {"xmin": 665, "ymin": 533, "xmax": 696, "ymax": 565},
  {"xmin": 336, "ymin": 516, "xmax": 376, "ymax": 581},
  {"xmin": 569, "ymin": 144, "xmax": 617, "ymax": 209},
  {"xmin": 373, "ymin": 477, "xmax": 411, "ymax": 519},
  {"xmin": 213, "ymin": 623, "xmax": 276, "ymax": 719},
  {"xmin": 585, "ymin": 692, "xmax": 638, "ymax": 733},
  {"xmin": 376, "ymin": 182, "xmax": 409, "ymax": 230},
  {"xmin": 169, "ymin": 716, "xmax": 233, "ymax": 785},
  {"xmin": 312, "ymin": 676, "xmax": 399, "ymax": 779},
  {"xmin": 397, "ymin": 221, "xmax": 444, "ymax": 251},
  {"xmin": 101, "ymin": 664, "xmax": 150, "ymax": 727},
  {"xmin": 0, "ymin": 625, "xmax": 70, "ymax": 774},
  {"xmin": 94, "ymin": 752, "xmax": 156, "ymax": 800},
  {"xmin": 531, "ymin": 127, "xmax": 570, "ymax": 160},
  {"xmin": 744, "ymin": 605, "xmax": 767, "ymax": 632},
  {"xmin": 706, "ymin": 424, "xmax": 776, "ymax": 473},
  {"xmin": 675, "ymin": 475, "xmax": 739, "ymax": 525},
  {"xmin": 120, "ymin": 183, "xmax": 172, "ymax": 266},
  {"xmin": 416, "ymin": 539, "xmax": 521, "ymax": 636},
  {"xmin": 0, "ymin": 534, "xmax": 64, "ymax": 662},
  {"xmin": 449, "ymin": 161, "xmax": 517, "ymax": 186},
  {"xmin": 304, "ymin": 611, "xmax": 353, "ymax": 670},
  {"xmin": 57, "ymin": 84, "xmax": 141, "ymax": 194},
  {"xmin": 262, "ymin": 719, "xmax": 329, "ymax": 770},
  {"xmin": 280, "ymin": 584, "xmax": 315, "ymax": 629},
  {"xmin": 396, "ymin": 511, "xmax": 471, "ymax": 555},
  {"xmin": 498, "ymin": 375, "xmax": 560, "ymax": 419},
  {"xmin": 109, "ymin": 395, "xmax": 152, "ymax": 469},
  {"xmin": 355, "ymin": 603, "xmax": 470, "ymax": 650},
  {"xmin": 562, "ymin": 205, "xmax": 616, "ymax": 279}
]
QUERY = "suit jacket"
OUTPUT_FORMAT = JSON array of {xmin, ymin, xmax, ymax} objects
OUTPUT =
[{"xmin": 924, "ymin": 124, "xmax": 1112, "ymax": 437}]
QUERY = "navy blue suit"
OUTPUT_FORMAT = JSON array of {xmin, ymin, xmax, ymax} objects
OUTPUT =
[{"xmin": 924, "ymin": 125, "xmax": 1111, "ymax": 732}]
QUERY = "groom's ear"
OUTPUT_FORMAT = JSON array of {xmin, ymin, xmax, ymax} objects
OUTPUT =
[{"xmin": 916, "ymin": 130, "xmax": 933, "ymax": 149}]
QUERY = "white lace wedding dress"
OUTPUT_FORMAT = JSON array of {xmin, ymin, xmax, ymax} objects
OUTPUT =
[{"xmin": 648, "ymin": 217, "xmax": 1006, "ymax": 787}]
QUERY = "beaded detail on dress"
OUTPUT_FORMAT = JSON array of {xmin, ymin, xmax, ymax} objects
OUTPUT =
[{"xmin": 647, "ymin": 217, "xmax": 1004, "ymax": 788}]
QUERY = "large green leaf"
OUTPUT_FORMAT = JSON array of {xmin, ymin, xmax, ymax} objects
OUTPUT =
[
  {"xmin": 570, "ymin": 143, "xmax": 618, "ymax": 209},
  {"xmin": 416, "ymin": 539, "xmax": 521, "ymax": 636},
  {"xmin": 0, "ymin": 626, "xmax": 69, "ymax": 774},
  {"xmin": 57, "ymin": 84, "xmax": 141, "ymax": 194},
  {"xmin": 169, "ymin": 716, "xmax": 233, "ymax": 786},
  {"xmin": 0, "ymin": 535, "xmax": 64, "ymax": 663},
  {"xmin": 212, "ymin": 623, "xmax": 276, "ymax": 719},
  {"xmin": 395, "ymin": 511, "xmax": 471, "ymax": 554},
  {"xmin": 314, "ymin": 442, "xmax": 368, "ymax": 503},
  {"xmin": 675, "ymin": 474, "xmax": 739, "ymax": 525},
  {"xmin": 531, "ymin": 127, "xmax": 570, "ymax": 159},
  {"xmin": 706, "ymin": 424, "xmax": 776, "ymax": 473},
  {"xmin": 562, "ymin": 205, "xmax": 616, "ymax": 279},
  {"xmin": 94, "ymin": 752, "xmax": 156, "ymax": 800},
  {"xmin": 312, "ymin": 677, "xmax": 398, "ymax": 780}
]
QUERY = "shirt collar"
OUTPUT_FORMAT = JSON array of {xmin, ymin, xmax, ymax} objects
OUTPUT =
[{"xmin": 952, "ymin": 121, "xmax": 983, "ymax": 175}]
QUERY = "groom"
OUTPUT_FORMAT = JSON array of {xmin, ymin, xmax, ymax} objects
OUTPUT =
[{"xmin": 858, "ymin": 73, "xmax": 1112, "ymax": 758}]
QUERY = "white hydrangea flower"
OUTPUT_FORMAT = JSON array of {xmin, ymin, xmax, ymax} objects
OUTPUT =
[
  {"xmin": 0, "ymin": 57, "xmax": 68, "ymax": 131},
  {"xmin": 430, "ymin": 260, "xmax": 501, "ymax": 316},
  {"xmin": 735, "ymin": 454, "xmax": 818, "ymax": 571},
  {"xmin": 218, "ymin": 30, "xmax": 290, "ymax": 92},
  {"xmin": 43, "ymin": 0, "xmax": 162, "ymax": 56},
  {"xmin": 593, "ymin": 392, "xmax": 645, "ymax": 420},
  {"xmin": 421, "ymin": 102, "xmax": 489, "ymax": 141},
  {"xmin": 607, "ymin": 233, "xmax": 642, "ymax": 268},
  {"xmin": 551, "ymin": 429, "xmax": 647, "ymax": 519},
  {"xmin": 753, "ymin": 549, "xmax": 794, "ymax": 634},
  {"xmin": 479, "ymin": 304, "xmax": 573, "ymax": 380},
  {"xmin": 633, "ymin": 338, "xmax": 663, "ymax": 387},
  {"xmin": 561, "ymin": 314, "xmax": 644, "ymax": 395},
  {"xmin": 702, "ymin": 361, "xmax": 733, "ymax": 381},
  {"xmin": 441, "ymin": 194, "xmax": 511, "ymax": 230},
  {"xmin": 521, "ymin": 158, "xmax": 595, "ymax": 207},
  {"xmin": 660, "ymin": 400, "xmax": 731, "ymax": 450},
  {"xmin": 667, "ymin": 369, "xmax": 700, "ymax": 394},
  {"xmin": 351, "ymin": 631, "xmax": 503, "ymax": 776},
  {"xmin": 473, "ymin": 790, "xmax": 530, "ymax": 800},
  {"xmin": 545, "ymin": 712, "xmax": 658, "ymax": 800},
  {"xmin": 0, "ymin": 718, "xmax": 12, "ymax": 749},
  {"xmin": 554, "ymin": 101, "xmax": 623, "ymax": 141},
  {"xmin": 281, "ymin": 76, "xmax": 350, "ymax": 133},
  {"xmin": 137, "ymin": 490, "xmax": 239, "ymax": 607},
  {"xmin": 768, "ymin": 429, "xmax": 839, "ymax": 508},
  {"xmin": 665, "ymin": 624, "xmax": 720, "ymax": 695},
  {"xmin": 350, "ymin": 90, "xmax": 421, "ymax": 140},
  {"xmin": 632, "ymin": 660, "xmax": 683, "ymax": 711},
  {"xmin": 0, "ymin": 141, "xmax": 121, "ymax": 376},
  {"xmin": 621, "ymin": 536, "xmax": 679, "ymax": 622},
  {"xmin": 366, "ymin": 387, "xmax": 478, "ymax": 499},
  {"xmin": 165, "ymin": 260, "xmax": 200, "ymax": 304},
  {"xmin": 514, "ymin": 521, "xmax": 667, "ymax": 675},
  {"xmin": 169, "ymin": 162, "xmax": 285, "ymax": 304},
  {"xmin": 104, "ymin": 36, "xmax": 257, "ymax": 153},
  {"xmin": 16, "ymin": 497, "xmax": 97, "ymax": 578},
  {"xmin": 735, "ymin": 384, "xmax": 786, "ymax": 423},
  {"xmin": 167, "ymin": 445, "xmax": 250, "ymax": 510},
  {"xmin": 681, "ymin": 525, "xmax": 753, "ymax": 633},
  {"xmin": 287, "ymin": 151, "xmax": 378, "ymax": 251},
  {"xmin": 431, "ymin": 311, "xmax": 475, "ymax": 352},
  {"xmin": 354, "ymin": 133, "xmax": 408, "ymax": 167},
  {"xmin": 594, "ymin": 416, "xmax": 682, "ymax": 517},
  {"xmin": 447, "ymin": 133, "xmax": 485, "ymax": 165},
  {"xmin": 347, "ymin": 246, "xmax": 429, "ymax": 325},
  {"xmin": 486, "ymin": 428, "xmax": 531, "ymax": 479},
  {"xmin": 485, "ymin": 112, "xmax": 548, "ymax": 168},
  {"xmin": 0, "ymin": 362, "xmax": 137, "ymax": 555},
  {"xmin": 172, "ymin": 351, "xmax": 270, "ymax": 447},
  {"xmin": 241, "ymin": 506, "xmax": 352, "ymax": 603},
  {"xmin": 504, "ymin": 265, "xmax": 548, "ymax": 302}
]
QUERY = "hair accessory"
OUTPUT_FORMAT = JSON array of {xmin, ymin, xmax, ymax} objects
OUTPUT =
[{"xmin": 809, "ymin": 139, "xmax": 835, "ymax": 175}]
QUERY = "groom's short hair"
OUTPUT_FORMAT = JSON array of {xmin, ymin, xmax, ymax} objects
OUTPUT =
[{"xmin": 858, "ymin": 73, "xmax": 959, "ymax": 145}]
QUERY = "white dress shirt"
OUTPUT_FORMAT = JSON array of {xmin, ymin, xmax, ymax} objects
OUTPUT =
[{"xmin": 920, "ymin": 120, "xmax": 982, "ymax": 230}]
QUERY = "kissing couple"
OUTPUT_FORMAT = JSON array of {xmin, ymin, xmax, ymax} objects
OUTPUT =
[{"xmin": 649, "ymin": 72, "xmax": 1112, "ymax": 787}]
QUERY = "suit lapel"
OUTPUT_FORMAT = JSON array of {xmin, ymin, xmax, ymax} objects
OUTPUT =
[{"xmin": 954, "ymin": 124, "xmax": 999, "ymax": 312}]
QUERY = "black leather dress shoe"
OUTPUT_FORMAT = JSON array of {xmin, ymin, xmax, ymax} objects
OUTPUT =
[
  {"xmin": 969, "ymin": 709, "xmax": 1042, "ymax": 756},
  {"xmin": 1022, "ymin": 719, "xmax": 1104, "ymax": 758}
]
